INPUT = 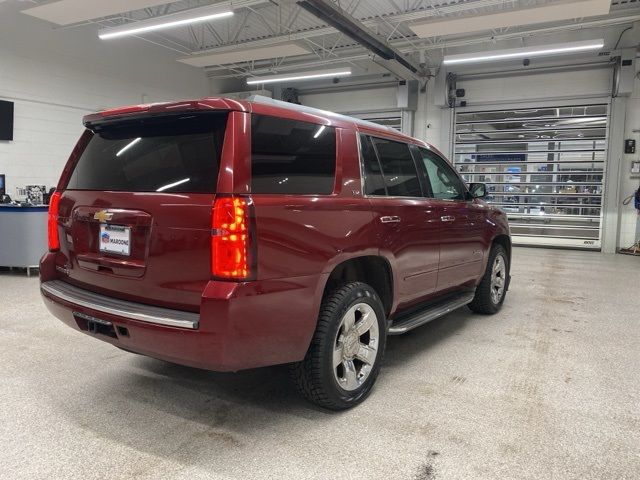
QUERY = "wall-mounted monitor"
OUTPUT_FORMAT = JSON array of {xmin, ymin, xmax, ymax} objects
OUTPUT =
[
  {"xmin": 0, "ymin": 174, "xmax": 5, "ymax": 196},
  {"xmin": 0, "ymin": 101, "xmax": 15, "ymax": 141}
]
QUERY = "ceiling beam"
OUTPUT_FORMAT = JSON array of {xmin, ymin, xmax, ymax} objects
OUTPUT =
[
  {"xmin": 296, "ymin": 0, "xmax": 422, "ymax": 79},
  {"xmin": 188, "ymin": 0, "xmax": 513, "ymax": 56},
  {"xmin": 204, "ymin": 12, "xmax": 640, "ymax": 78}
]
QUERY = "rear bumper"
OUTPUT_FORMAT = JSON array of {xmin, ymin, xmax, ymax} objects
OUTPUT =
[
  {"xmin": 41, "ymin": 281, "xmax": 198, "ymax": 329},
  {"xmin": 40, "ymin": 274, "xmax": 327, "ymax": 372}
]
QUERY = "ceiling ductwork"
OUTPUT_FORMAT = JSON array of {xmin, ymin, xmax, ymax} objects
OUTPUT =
[{"xmin": 296, "ymin": 0, "xmax": 423, "ymax": 80}]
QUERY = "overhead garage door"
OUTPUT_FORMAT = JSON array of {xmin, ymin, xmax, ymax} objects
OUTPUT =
[{"xmin": 454, "ymin": 104, "xmax": 608, "ymax": 249}]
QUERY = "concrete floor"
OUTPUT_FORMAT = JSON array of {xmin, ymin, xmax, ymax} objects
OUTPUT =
[{"xmin": 1, "ymin": 247, "xmax": 639, "ymax": 480}]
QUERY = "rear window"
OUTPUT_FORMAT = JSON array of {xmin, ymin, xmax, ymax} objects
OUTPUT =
[
  {"xmin": 251, "ymin": 114, "xmax": 336, "ymax": 195},
  {"xmin": 66, "ymin": 113, "xmax": 226, "ymax": 193}
]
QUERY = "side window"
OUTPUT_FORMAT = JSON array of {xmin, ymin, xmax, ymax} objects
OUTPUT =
[
  {"xmin": 370, "ymin": 137, "xmax": 422, "ymax": 197},
  {"xmin": 359, "ymin": 135, "xmax": 386, "ymax": 196},
  {"xmin": 419, "ymin": 148, "xmax": 466, "ymax": 201},
  {"xmin": 251, "ymin": 115, "xmax": 336, "ymax": 194}
]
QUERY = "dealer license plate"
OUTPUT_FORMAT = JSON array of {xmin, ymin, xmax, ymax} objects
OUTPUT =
[{"xmin": 99, "ymin": 224, "xmax": 131, "ymax": 256}]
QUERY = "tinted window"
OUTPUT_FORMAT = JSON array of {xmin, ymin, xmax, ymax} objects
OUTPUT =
[
  {"xmin": 251, "ymin": 115, "xmax": 336, "ymax": 194},
  {"xmin": 359, "ymin": 135, "xmax": 386, "ymax": 196},
  {"xmin": 67, "ymin": 114, "xmax": 226, "ymax": 192},
  {"xmin": 371, "ymin": 138, "xmax": 422, "ymax": 197},
  {"xmin": 418, "ymin": 148, "xmax": 465, "ymax": 200}
]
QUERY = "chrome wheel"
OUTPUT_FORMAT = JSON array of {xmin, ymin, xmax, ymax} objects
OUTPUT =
[
  {"xmin": 490, "ymin": 254, "xmax": 507, "ymax": 304},
  {"xmin": 333, "ymin": 302, "xmax": 380, "ymax": 391}
]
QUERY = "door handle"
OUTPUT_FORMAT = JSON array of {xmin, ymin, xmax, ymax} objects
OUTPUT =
[
  {"xmin": 441, "ymin": 215, "xmax": 455, "ymax": 222},
  {"xmin": 380, "ymin": 216, "xmax": 401, "ymax": 224}
]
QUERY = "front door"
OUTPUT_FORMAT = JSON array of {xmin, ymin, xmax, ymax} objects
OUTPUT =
[{"xmin": 415, "ymin": 146, "xmax": 485, "ymax": 291}]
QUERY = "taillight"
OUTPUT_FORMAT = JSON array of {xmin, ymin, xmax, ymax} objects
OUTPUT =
[
  {"xmin": 211, "ymin": 195, "xmax": 255, "ymax": 280},
  {"xmin": 48, "ymin": 190, "xmax": 62, "ymax": 252}
]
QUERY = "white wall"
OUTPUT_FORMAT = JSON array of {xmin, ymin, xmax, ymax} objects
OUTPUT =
[
  {"xmin": 299, "ymin": 85, "xmax": 398, "ymax": 113},
  {"xmin": 618, "ymin": 63, "xmax": 640, "ymax": 249},
  {"xmin": 456, "ymin": 67, "xmax": 613, "ymax": 105},
  {"xmin": 0, "ymin": 6, "xmax": 208, "ymax": 196}
]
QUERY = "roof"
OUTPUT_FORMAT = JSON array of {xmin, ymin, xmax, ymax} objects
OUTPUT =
[{"xmin": 83, "ymin": 95, "xmax": 425, "ymax": 146}]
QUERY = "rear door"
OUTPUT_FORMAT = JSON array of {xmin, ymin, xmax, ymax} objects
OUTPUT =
[
  {"xmin": 415, "ymin": 147, "xmax": 485, "ymax": 291},
  {"xmin": 360, "ymin": 134, "xmax": 442, "ymax": 307},
  {"xmin": 55, "ymin": 112, "xmax": 228, "ymax": 311}
]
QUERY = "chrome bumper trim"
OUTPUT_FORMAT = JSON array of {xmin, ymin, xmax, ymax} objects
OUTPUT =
[{"xmin": 41, "ymin": 280, "xmax": 199, "ymax": 329}]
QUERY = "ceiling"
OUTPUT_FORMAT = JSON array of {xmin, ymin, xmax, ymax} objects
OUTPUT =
[{"xmin": 18, "ymin": 0, "xmax": 640, "ymax": 81}]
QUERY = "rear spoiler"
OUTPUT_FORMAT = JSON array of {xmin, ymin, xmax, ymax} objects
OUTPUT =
[{"xmin": 83, "ymin": 98, "xmax": 249, "ymax": 130}]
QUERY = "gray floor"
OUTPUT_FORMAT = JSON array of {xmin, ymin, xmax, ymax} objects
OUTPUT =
[{"xmin": 1, "ymin": 248, "xmax": 639, "ymax": 480}]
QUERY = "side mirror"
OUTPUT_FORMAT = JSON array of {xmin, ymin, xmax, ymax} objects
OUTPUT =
[{"xmin": 469, "ymin": 183, "xmax": 487, "ymax": 198}]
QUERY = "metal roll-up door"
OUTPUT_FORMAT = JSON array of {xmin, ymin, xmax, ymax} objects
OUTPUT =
[{"xmin": 453, "ymin": 104, "xmax": 608, "ymax": 249}]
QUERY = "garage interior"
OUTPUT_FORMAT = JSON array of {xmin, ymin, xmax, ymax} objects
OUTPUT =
[{"xmin": 1, "ymin": 0, "xmax": 639, "ymax": 479}]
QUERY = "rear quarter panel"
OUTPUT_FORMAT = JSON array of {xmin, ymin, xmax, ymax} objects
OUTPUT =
[{"xmin": 252, "ymin": 128, "xmax": 377, "ymax": 280}]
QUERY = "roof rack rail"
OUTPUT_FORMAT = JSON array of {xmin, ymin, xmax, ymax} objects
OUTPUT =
[{"xmin": 246, "ymin": 95, "xmax": 400, "ymax": 134}]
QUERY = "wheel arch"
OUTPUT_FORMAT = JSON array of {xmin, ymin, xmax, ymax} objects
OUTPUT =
[
  {"xmin": 492, "ymin": 234, "xmax": 512, "ymax": 266},
  {"xmin": 322, "ymin": 255, "xmax": 394, "ymax": 317}
]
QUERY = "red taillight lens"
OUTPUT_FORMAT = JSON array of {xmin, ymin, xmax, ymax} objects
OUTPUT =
[
  {"xmin": 211, "ymin": 196, "xmax": 255, "ymax": 280},
  {"xmin": 47, "ymin": 190, "xmax": 62, "ymax": 252}
]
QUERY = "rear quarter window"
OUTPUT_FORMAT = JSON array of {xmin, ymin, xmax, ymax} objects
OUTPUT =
[
  {"xmin": 251, "ymin": 114, "xmax": 336, "ymax": 195},
  {"xmin": 66, "ymin": 113, "xmax": 226, "ymax": 193}
]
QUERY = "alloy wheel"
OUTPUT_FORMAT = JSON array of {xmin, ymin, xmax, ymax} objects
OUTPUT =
[{"xmin": 332, "ymin": 303, "xmax": 380, "ymax": 391}]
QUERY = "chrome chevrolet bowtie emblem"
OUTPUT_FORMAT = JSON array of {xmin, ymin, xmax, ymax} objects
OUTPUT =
[{"xmin": 93, "ymin": 210, "xmax": 113, "ymax": 222}]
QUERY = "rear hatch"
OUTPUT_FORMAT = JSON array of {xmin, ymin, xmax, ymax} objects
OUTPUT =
[{"xmin": 55, "ymin": 112, "xmax": 228, "ymax": 312}]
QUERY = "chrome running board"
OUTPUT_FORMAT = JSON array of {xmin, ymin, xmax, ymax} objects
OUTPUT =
[{"xmin": 388, "ymin": 291, "xmax": 475, "ymax": 335}]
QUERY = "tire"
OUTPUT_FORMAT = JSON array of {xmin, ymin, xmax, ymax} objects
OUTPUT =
[
  {"xmin": 468, "ymin": 244, "xmax": 509, "ymax": 314},
  {"xmin": 291, "ymin": 282, "xmax": 387, "ymax": 410}
]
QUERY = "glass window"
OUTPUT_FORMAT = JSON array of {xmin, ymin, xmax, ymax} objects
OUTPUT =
[
  {"xmin": 370, "ymin": 138, "xmax": 422, "ymax": 197},
  {"xmin": 251, "ymin": 115, "xmax": 336, "ymax": 195},
  {"xmin": 67, "ymin": 114, "xmax": 226, "ymax": 193},
  {"xmin": 359, "ymin": 135, "xmax": 386, "ymax": 196},
  {"xmin": 419, "ymin": 148, "xmax": 466, "ymax": 200}
]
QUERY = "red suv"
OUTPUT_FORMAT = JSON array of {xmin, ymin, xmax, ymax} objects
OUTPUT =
[{"xmin": 40, "ymin": 96, "xmax": 511, "ymax": 409}]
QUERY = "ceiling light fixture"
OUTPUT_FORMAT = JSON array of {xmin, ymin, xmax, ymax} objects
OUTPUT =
[
  {"xmin": 246, "ymin": 68, "xmax": 352, "ymax": 85},
  {"xmin": 443, "ymin": 39, "xmax": 604, "ymax": 65},
  {"xmin": 98, "ymin": 6, "xmax": 233, "ymax": 40}
]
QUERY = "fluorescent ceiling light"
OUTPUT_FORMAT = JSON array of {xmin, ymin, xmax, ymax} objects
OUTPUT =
[
  {"xmin": 410, "ymin": 0, "xmax": 610, "ymax": 38},
  {"xmin": 247, "ymin": 68, "xmax": 352, "ymax": 85},
  {"xmin": 99, "ymin": 5, "xmax": 233, "ymax": 40},
  {"xmin": 178, "ymin": 43, "xmax": 311, "ymax": 68},
  {"xmin": 313, "ymin": 125, "xmax": 326, "ymax": 138},
  {"xmin": 442, "ymin": 40, "xmax": 604, "ymax": 65}
]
